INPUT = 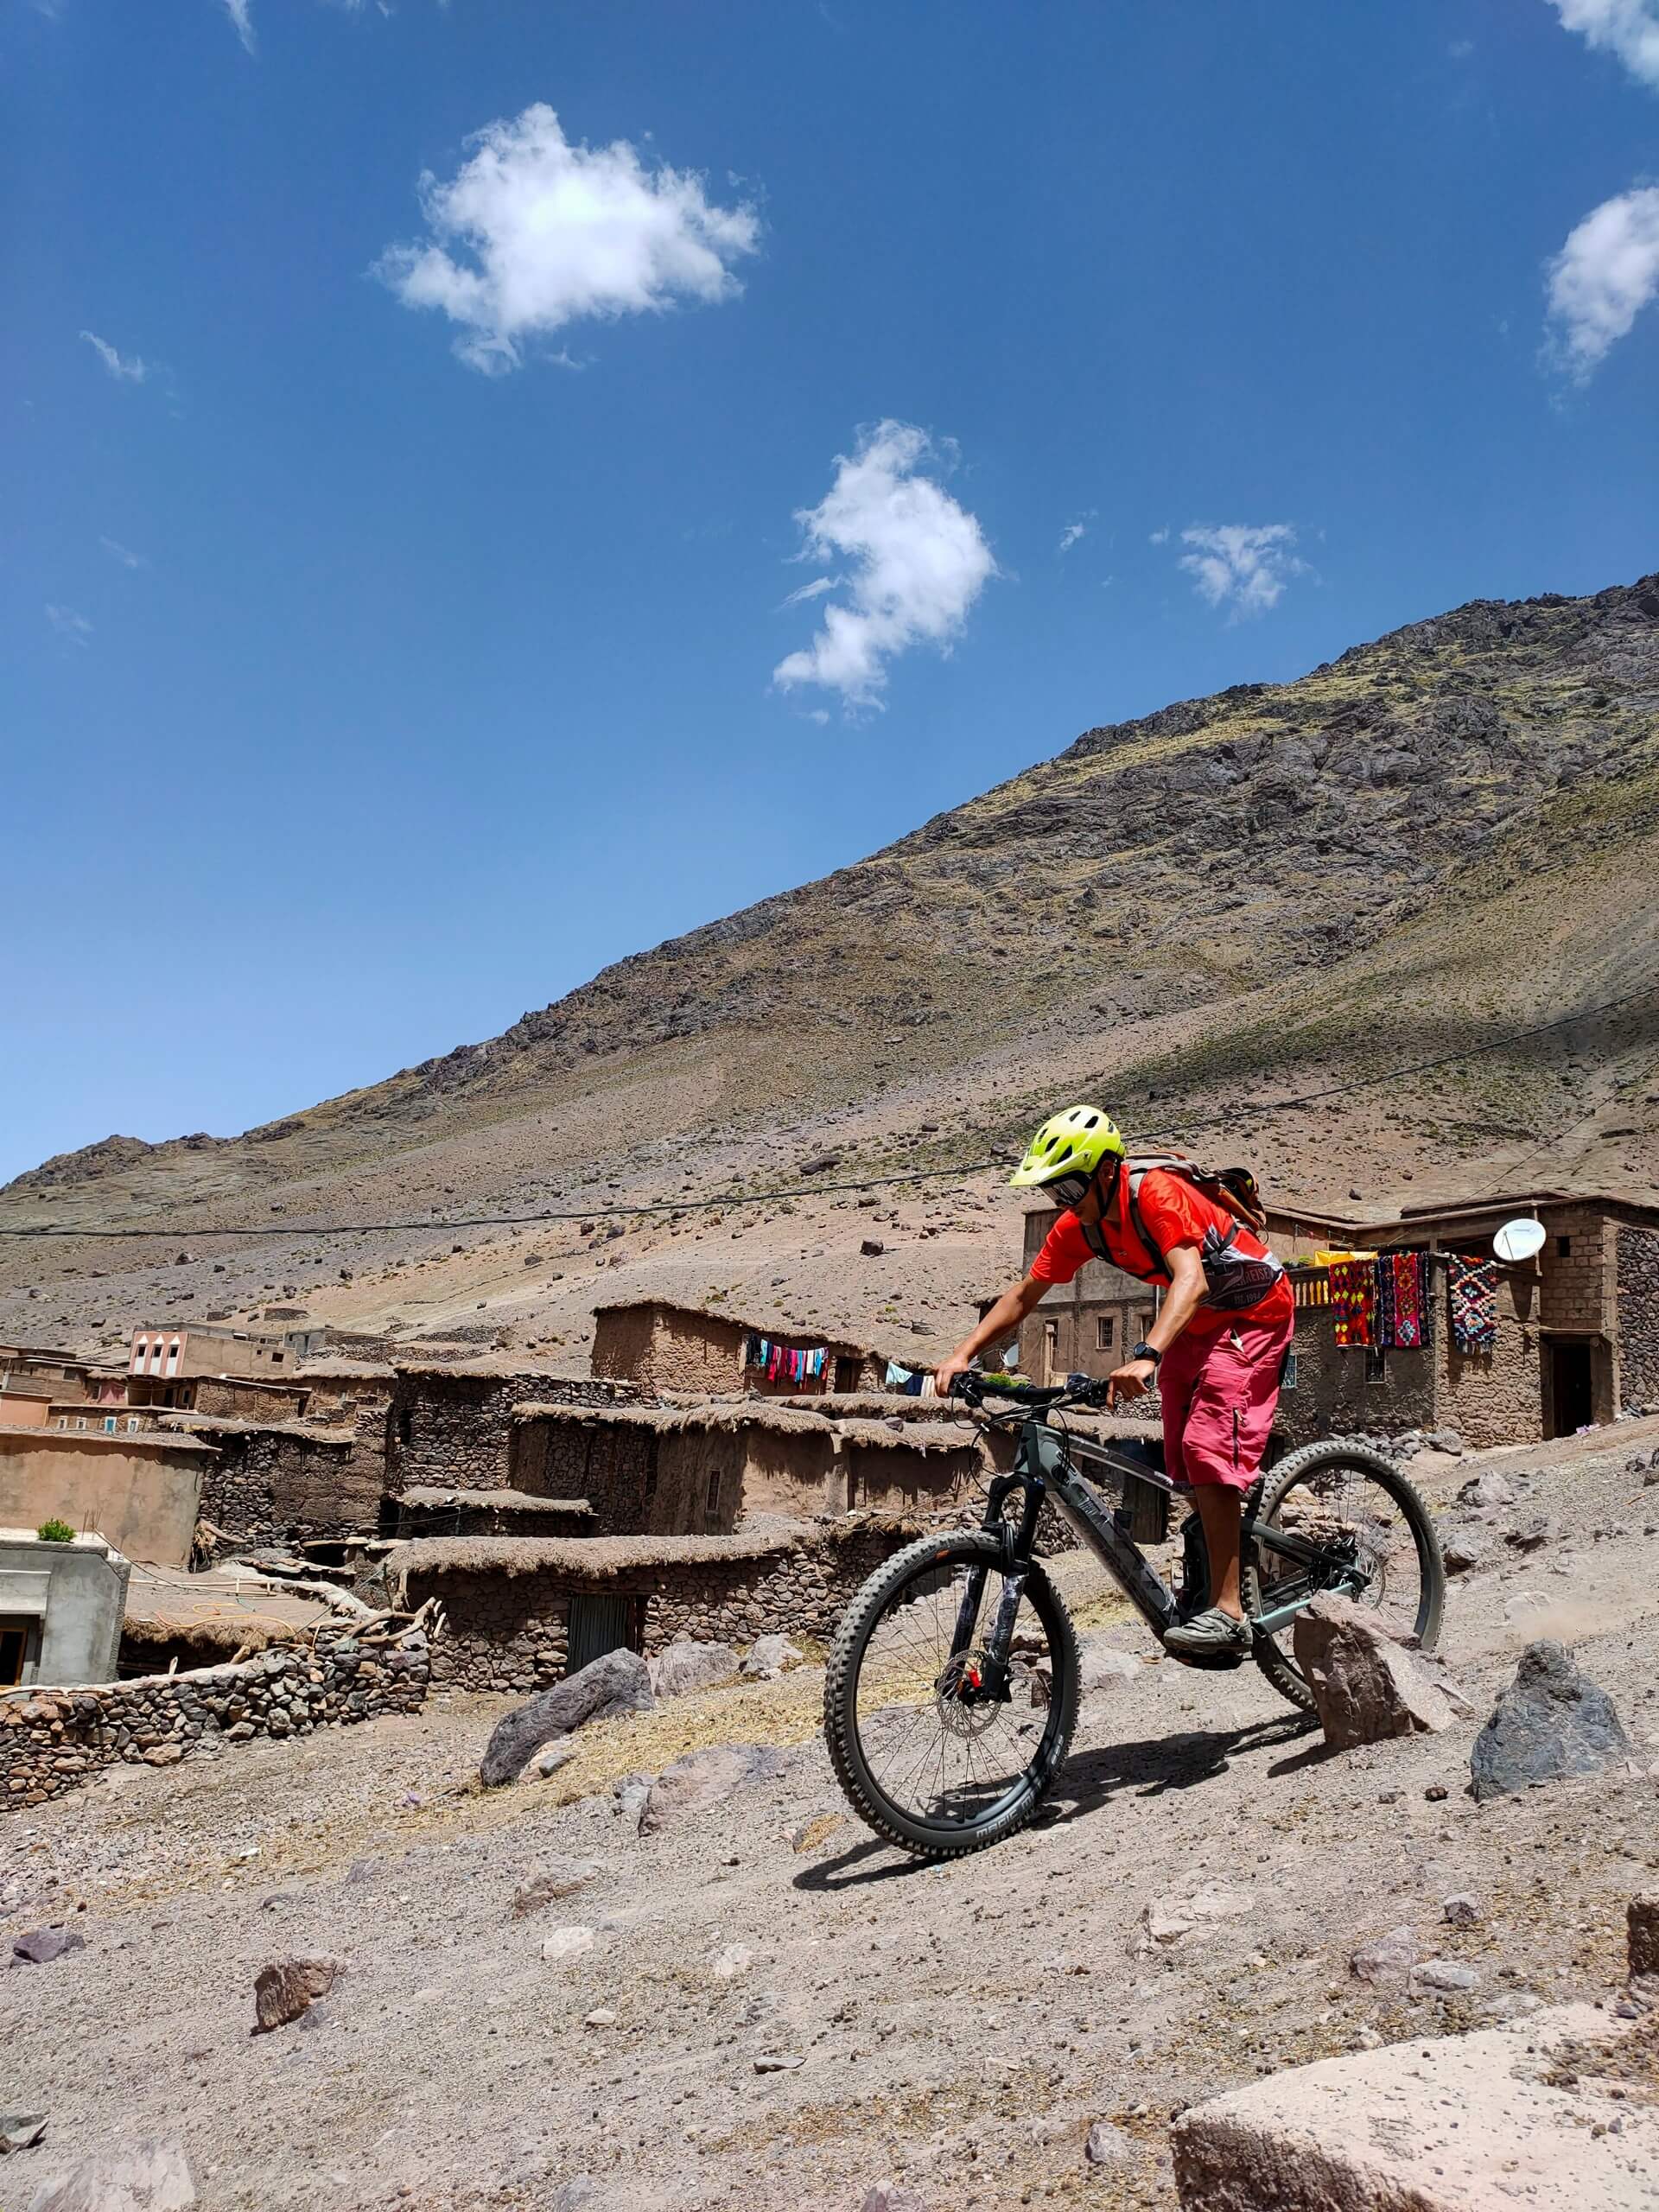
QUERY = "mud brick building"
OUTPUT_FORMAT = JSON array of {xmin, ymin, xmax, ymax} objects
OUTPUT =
[
  {"xmin": 590, "ymin": 1299, "xmax": 885, "ymax": 1398},
  {"xmin": 0, "ymin": 1425, "xmax": 214, "ymax": 1566},
  {"xmin": 163, "ymin": 1414, "xmax": 385, "ymax": 1553},
  {"xmin": 385, "ymin": 1361, "xmax": 640, "ymax": 1497},
  {"xmin": 385, "ymin": 1516, "xmax": 933, "ymax": 1693}
]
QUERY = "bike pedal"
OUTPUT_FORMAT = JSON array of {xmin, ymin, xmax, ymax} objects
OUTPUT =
[{"xmin": 1164, "ymin": 1647, "xmax": 1249, "ymax": 1673}]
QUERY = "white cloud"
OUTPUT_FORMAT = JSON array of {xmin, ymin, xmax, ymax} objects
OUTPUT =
[
  {"xmin": 79, "ymin": 330, "xmax": 149, "ymax": 382},
  {"xmin": 1058, "ymin": 512, "xmax": 1095, "ymax": 555},
  {"xmin": 1545, "ymin": 0, "xmax": 1659, "ymax": 89},
  {"xmin": 219, "ymin": 0, "xmax": 255, "ymax": 51},
  {"xmin": 1177, "ymin": 523, "xmax": 1305, "ymax": 617},
  {"xmin": 376, "ymin": 103, "xmax": 760, "ymax": 373},
  {"xmin": 1545, "ymin": 184, "xmax": 1659, "ymax": 376},
  {"xmin": 99, "ymin": 536, "xmax": 145, "ymax": 569},
  {"xmin": 771, "ymin": 421, "xmax": 996, "ymax": 709},
  {"xmin": 46, "ymin": 604, "xmax": 92, "ymax": 646},
  {"xmin": 780, "ymin": 575, "xmax": 839, "ymax": 607},
  {"xmin": 1148, "ymin": 526, "xmax": 1170, "ymax": 545}
]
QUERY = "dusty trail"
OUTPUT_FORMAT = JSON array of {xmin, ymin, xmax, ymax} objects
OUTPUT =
[{"xmin": 4, "ymin": 1422, "xmax": 1659, "ymax": 2209}]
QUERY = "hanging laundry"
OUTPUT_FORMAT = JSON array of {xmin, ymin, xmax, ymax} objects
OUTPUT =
[
  {"xmin": 767, "ymin": 1342, "xmax": 784, "ymax": 1382},
  {"xmin": 1373, "ymin": 1257, "xmax": 1396, "ymax": 1349},
  {"xmin": 1448, "ymin": 1255, "xmax": 1497, "ymax": 1352},
  {"xmin": 885, "ymin": 1359, "xmax": 910, "ymax": 1389},
  {"xmin": 1329, "ymin": 1259, "xmax": 1375, "ymax": 1350},
  {"xmin": 919, "ymin": 1376, "xmax": 938, "ymax": 1399},
  {"xmin": 1391, "ymin": 1252, "xmax": 1425, "ymax": 1349},
  {"xmin": 903, "ymin": 1371, "xmax": 924, "ymax": 1397}
]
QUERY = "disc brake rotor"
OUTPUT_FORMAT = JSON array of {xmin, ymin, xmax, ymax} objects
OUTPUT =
[{"xmin": 935, "ymin": 1650, "xmax": 1002, "ymax": 1739}]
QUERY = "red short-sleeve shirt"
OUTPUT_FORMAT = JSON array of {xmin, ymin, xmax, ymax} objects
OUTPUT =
[{"xmin": 1028, "ymin": 1165, "xmax": 1293, "ymax": 1336}]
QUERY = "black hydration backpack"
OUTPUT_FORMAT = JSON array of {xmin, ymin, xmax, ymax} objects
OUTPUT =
[{"xmin": 1081, "ymin": 1156, "xmax": 1285, "ymax": 1313}]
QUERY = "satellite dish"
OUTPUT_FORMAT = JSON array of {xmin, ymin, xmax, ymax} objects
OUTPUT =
[{"xmin": 1493, "ymin": 1217, "xmax": 1546, "ymax": 1263}]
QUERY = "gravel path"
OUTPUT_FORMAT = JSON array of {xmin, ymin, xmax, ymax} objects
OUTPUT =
[{"xmin": 5, "ymin": 1421, "xmax": 1659, "ymax": 2210}]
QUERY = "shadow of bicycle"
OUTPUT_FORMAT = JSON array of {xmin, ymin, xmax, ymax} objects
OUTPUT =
[{"xmin": 1046, "ymin": 1713, "xmax": 1312, "ymax": 1821}]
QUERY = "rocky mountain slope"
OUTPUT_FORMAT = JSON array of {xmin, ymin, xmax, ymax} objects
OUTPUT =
[{"xmin": 4, "ymin": 573, "xmax": 1658, "ymax": 1360}]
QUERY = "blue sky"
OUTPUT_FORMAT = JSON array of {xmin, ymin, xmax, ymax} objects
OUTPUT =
[{"xmin": 5, "ymin": 0, "xmax": 1658, "ymax": 1185}]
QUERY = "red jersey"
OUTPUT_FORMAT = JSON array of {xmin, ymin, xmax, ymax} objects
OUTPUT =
[{"xmin": 1029, "ymin": 1164, "xmax": 1294, "ymax": 1337}]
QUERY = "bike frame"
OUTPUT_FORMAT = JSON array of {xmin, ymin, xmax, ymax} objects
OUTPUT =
[{"xmin": 950, "ymin": 1400, "xmax": 1372, "ymax": 1687}]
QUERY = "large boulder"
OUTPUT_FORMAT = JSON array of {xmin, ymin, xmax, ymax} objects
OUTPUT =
[
  {"xmin": 26, "ymin": 2138, "xmax": 198, "ymax": 2209},
  {"xmin": 648, "ymin": 1637, "xmax": 741, "ymax": 1699},
  {"xmin": 253, "ymin": 1956, "xmax": 340, "ymax": 2032},
  {"xmin": 1292, "ymin": 1596, "xmax": 1457, "ymax": 1750},
  {"xmin": 480, "ymin": 1648, "xmax": 654, "ymax": 1788},
  {"xmin": 1470, "ymin": 1641, "xmax": 1630, "ymax": 1801},
  {"xmin": 638, "ymin": 1745, "xmax": 792, "ymax": 1835},
  {"xmin": 1171, "ymin": 2004, "xmax": 1648, "ymax": 2211}
]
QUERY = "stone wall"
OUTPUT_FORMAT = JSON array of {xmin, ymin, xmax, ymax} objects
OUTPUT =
[
  {"xmin": 386, "ymin": 1369, "xmax": 638, "ymax": 1497},
  {"xmin": 1617, "ymin": 1224, "xmax": 1659, "ymax": 1411},
  {"xmin": 1437, "ymin": 1299, "xmax": 1544, "ymax": 1450},
  {"xmin": 400, "ymin": 1520, "xmax": 928, "ymax": 1694},
  {"xmin": 590, "ymin": 1304, "xmax": 881, "ymax": 1399},
  {"xmin": 189, "ymin": 1421, "xmax": 385, "ymax": 1550},
  {"xmin": 189, "ymin": 1376, "xmax": 311, "ymax": 1421},
  {"xmin": 507, "ymin": 1414, "xmax": 658, "ymax": 1530},
  {"xmin": 1273, "ymin": 1308, "xmax": 1438, "ymax": 1449},
  {"xmin": 0, "ymin": 1618, "xmax": 431, "ymax": 1809}
]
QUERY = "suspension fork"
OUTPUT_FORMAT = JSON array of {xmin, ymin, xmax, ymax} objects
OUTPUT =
[{"xmin": 946, "ymin": 1467, "xmax": 1043, "ymax": 1699}]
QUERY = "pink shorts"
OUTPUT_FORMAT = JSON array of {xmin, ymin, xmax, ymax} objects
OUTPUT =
[{"xmin": 1159, "ymin": 1312, "xmax": 1293, "ymax": 1492}]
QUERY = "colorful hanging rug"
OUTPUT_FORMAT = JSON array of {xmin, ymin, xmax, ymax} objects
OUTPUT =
[
  {"xmin": 1330, "ymin": 1259, "xmax": 1375, "ymax": 1349},
  {"xmin": 1391, "ymin": 1252, "xmax": 1425, "ymax": 1349},
  {"xmin": 1374, "ymin": 1257, "xmax": 1396, "ymax": 1348},
  {"xmin": 1448, "ymin": 1255, "xmax": 1497, "ymax": 1351}
]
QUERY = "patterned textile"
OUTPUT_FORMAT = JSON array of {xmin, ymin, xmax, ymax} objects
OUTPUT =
[
  {"xmin": 1448, "ymin": 1255, "xmax": 1497, "ymax": 1351},
  {"xmin": 1330, "ymin": 1259, "xmax": 1375, "ymax": 1350},
  {"xmin": 1374, "ymin": 1257, "xmax": 1396, "ymax": 1348},
  {"xmin": 1391, "ymin": 1252, "xmax": 1425, "ymax": 1349}
]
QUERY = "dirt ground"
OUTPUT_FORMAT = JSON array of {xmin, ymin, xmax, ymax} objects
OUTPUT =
[{"xmin": 5, "ymin": 1420, "xmax": 1659, "ymax": 2212}]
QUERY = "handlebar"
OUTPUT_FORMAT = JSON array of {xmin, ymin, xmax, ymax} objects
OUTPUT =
[{"xmin": 950, "ymin": 1370, "xmax": 1114, "ymax": 1413}]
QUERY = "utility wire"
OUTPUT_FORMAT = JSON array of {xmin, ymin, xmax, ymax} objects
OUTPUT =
[{"xmin": 2, "ymin": 978, "xmax": 1654, "ymax": 1243}]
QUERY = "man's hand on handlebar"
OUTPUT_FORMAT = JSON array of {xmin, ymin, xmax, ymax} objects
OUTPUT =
[
  {"xmin": 934, "ymin": 1352, "xmax": 976, "ymax": 1398},
  {"xmin": 1105, "ymin": 1356, "xmax": 1159, "ymax": 1409}
]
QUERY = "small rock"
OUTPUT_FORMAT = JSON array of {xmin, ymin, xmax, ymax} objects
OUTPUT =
[
  {"xmin": 343, "ymin": 1859, "xmax": 378, "ymax": 1886},
  {"xmin": 1425, "ymin": 1783, "xmax": 1448, "ymax": 1802},
  {"xmin": 540, "ymin": 1925, "xmax": 595, "ymax": 1964},
  {"xmin": 24, "ymin": 2138, "xmax": 196, "ymax": 2209},
  {"xmin": 1077, "ymin": 1636, "xmax": 1141, "ymax": 1692},
  {"xmin": 648, "ymin": 1637, "xmax": 741, "ymax": 1699},
  {"xmin": 613, "ymin": 1773, "xmax": 653, "ymax": 1826},
  {"xmin": 1411, "ymin": 1958, "xmax": 1479, "ymax": 1994},
  {"xmin": 1503, "ymin": 1517, "xmax": 1554, "ymax": 1554},
  {"xmin": 709, "ymin": 1943, "xmax": 753, "ymax": 1980},
  {"xmin": 1440, "ymin": 1532, "xmax": 1489, "ymax": 1576},
  {"xmin": 253, "ymin": 1956, "xmax": 340, "ymax": 2032},
  {"xmin": 1459, "ymin": 1470, "xmax": 1515, "ymax": 1509},
  {"xmin": 0, "ymin": 2113, "xmax": 48, "ymax": 2153},
  {"xmin": 790, "ymin": 1811, "xmax": 845, "ymax": 1853},
  {"xmin": 1084, "ymin": 2119, "xmax": 1130, "ymax": 2165},
  {"xmin": 860, "ymin": 1239, "xmax": 887, "ymax": 1257},
  {"xmin": 1426, "ymin": 1428, "xmax": 1465, "ymax": 1457},
  {"xmin": 741, "ymin": 1634, "xmax": 804, "ymax": 1681},
  {"xmin": 1351, "ymin": 1925, "xmax": 1421, "ymax": 1982},
  {"xmin": 1628, "ymin": 1891, "xmax": 1659, "ymax": 1980},
  {"xmin": 1442, "ymin": 1892, "xmax": 1482, "ymax": 1927},
  {"xmin": 531, "ymin": 1741, "xmax": 580, "ymax": 1780},
  {"xmin": 11, "ymin": 1928, "xmax": 86, "ymax": 1967},
  {"xmin": 1471, "ymin": 1641, "xmax": 1630, "ymax": 1800},
  {"xmin": 583, "ymin": 2008, "xmax": 617, "ymax": 2028},
  {"xmin": 512, "ymin": 1859, "xmax": 600, "ymax": 1918},
  {"xmin": 859, "ymin": 2186, "xmax": 927, "ymax": 2212},
  {"xmin": 1293, "ymin": 1597, "xmax": 1455, "ymax": 1749},
  {"xmin": 753, "ymin": 2052, "xmax": 805, "ymax": 2073},
  {"xmin": 639, "ymin": 1745, "xmax": 791, "ymax": 1834}
]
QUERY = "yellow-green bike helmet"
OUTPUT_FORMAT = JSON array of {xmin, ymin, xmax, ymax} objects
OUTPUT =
[{"xmin": 1008, "ymin": 1105, "xmax": 1125, "ymax": 1201}]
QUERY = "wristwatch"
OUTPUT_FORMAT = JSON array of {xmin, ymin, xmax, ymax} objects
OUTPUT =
[{"xmin": 1130, "ymin": 1341, "xmax": 1162, "ymax": 1368}]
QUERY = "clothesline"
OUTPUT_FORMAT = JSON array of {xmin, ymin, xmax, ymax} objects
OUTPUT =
[{"xmin": 741, "ymin": 1334, "xmax": 828, "ymax": 1385}]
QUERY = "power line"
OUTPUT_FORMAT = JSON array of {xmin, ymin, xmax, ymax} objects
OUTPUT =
[{"xmin": 2, "ymin": 977, "xmax": 1654, "ymax": 1244}]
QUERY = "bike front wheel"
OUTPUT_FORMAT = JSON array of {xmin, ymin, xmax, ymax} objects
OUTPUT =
[
  {"xmin": 824, "ymin": 1531, "xmax": 1080, "ymax": 1859},
  {"xmin": 1243, "ymin": 1440, "xmax": 1446, "ymax": 1713}
]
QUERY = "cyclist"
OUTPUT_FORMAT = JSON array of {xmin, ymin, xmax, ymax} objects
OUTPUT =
[{"xmin": 934, "ymin": 1105, "xmax": 1294, "ymax": 1657}]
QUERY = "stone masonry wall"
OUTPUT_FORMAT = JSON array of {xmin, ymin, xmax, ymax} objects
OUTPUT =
[
  {"xmin": 405, "ymin": 1519, "xmax": 925, "ymax": 1694},
  {"xmin": 194, "ymin": 1423, "xmax": 385, "ymax": 1550},
  {"xmin": 0, "ymin": 1619, "xmax": 431, "ymax": 1810},
  {"xmin": 507, "ymin": 1416, "xmax": 657, "ymax": 1530},
  {"xmin": 386, "ymin": 1371, "xmax": 638, "ymax": 1496},
  {"xmin": 1617, "ymin": 1224, "xmax": 1659, "ymax": 1411}
]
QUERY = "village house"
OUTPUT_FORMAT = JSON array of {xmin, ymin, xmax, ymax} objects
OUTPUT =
[
  {"xmin": 0, "ymin": 1423, "xmax": 215, "ymax": 1567},
  {"xmin": 124, "ymin": 1319, "xmax": 322, "ymax": 1409},
  {"xmin": 590, "ymin": 1297, "xmax": 886, "ymax": 1399},
  {"xmin": 385, "ymin": 1360, "xmax": 641, "ymax": 1500},
  {"xmin": 1, "ymin": 1343, "xmax": 128, "ymax": 1408},
  {"xmin": 0, "ymin": 1529, "xmax": 130, "ymax": 1688}
]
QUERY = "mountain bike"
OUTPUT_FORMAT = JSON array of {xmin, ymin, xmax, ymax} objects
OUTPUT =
[{"xmin": 824, "ymin": 1370, "xmax": 1445, "ymax": 1859}]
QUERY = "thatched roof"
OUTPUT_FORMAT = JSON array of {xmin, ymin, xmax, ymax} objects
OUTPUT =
[
  {"xmin": 592, "ymin": 1295, "xmax": 875, "ymax": 1357},
  {"xmin": 511, "ymin": 1399, "xmax": 831, "ymax": 1440},
  {"xmin": 160, "ymin": 1413, "xmax": 355, "ymax": 1444},
  {"xmin": 834, "ymin": 1418, "xmax": 980, "ymax": 1456},
  {"xmin": 385, "ymin": 1526, "xmax": 800, "ymax": 1595},
  {"xmin": 397, "ymin": 1485, "xmax": 594, "ymax": 1517},
  {"xmin": 296, "ymin": 1359, "xmax": 397, "ymax": 1381}
]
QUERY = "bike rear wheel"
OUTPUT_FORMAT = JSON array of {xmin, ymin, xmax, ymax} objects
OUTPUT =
[
  {"xmin": 1243, "ymin": 1440, "xmax": 1446, "ymax": 1713},
  {"xmin": 824, "ymin": 1531, "xmax": 1080, "ymax": 1859}
]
